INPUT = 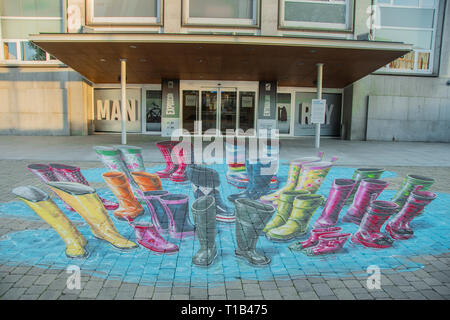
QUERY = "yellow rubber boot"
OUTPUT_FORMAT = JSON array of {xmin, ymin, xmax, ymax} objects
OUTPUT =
[
  {"xmin": 294, "ymin": 158, "xmax": 338, "ymax": 194},
  {"xmin": 266, "ymin": 194, "xmax": 324, "ymax": 241},
  {"xmin": 260, "ymin": 153, "xmax": 323, "ymax": 203},
  {"xmin": 12, "ymin": 186, "xmax": 88, "ymax": 258},
  {"xmin": 47, "ymin": 181, "xmax": 138, "ymax": 250},
  {"xmin": 263, "ymin": 190, "xmax": 309, "ymax": 233}
]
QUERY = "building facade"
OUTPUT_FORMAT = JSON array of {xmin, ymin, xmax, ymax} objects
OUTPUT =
[{"xmin": 0, "ymin": 0, "xmax": 449, "ymax": 142}]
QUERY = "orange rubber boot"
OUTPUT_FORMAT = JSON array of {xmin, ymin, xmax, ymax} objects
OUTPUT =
[
  {"xmin": 131, "ymin": 172, "xmax": 162, "ymax": 192},
  {"xmin": 102, "ymin": 171, "xmax": 144, "ymax": 220}
]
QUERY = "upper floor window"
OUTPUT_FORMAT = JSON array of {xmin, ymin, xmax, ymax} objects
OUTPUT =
[
  {"xmin": 0, "ymin": 0, "xmax": 62, "ymax": 64},
  {"xmin": 182, "ymin": 0, "xmax": 259, "ymax": 27},
  {"xmin": 373, "ymin": 0, "xmax": 441, "ymax": 74},
  {"xmin": 279, "ymin": 0, "xmax": 354, "ymax": 32},
  {"xmin": 86, "ymin": 0, "xmax": 162, "ymax": 25}
]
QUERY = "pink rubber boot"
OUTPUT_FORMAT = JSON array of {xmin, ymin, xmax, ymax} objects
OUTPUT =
[
  {"xmin": 49, "ymin": 164, "xmax": 119, "ymax": 210},
  {"xmin": 155, "ymin": 141, "xmax": 179, "ymax": 178},
  {"xmin": 127, "ymin": 219, "xmax": 179, "ymax": 254},
  {"xmin": 170, "ymin": 142, "xmax": 191, "ymax": 182},
  {"xmin": 342, "ymin": 179, "xmax": 388, "ymax": 225},
  {"xmin": 27, "ymin": 164, "xmax": 75, "ymax": 212},
  {"xmin": 352, "ymin": 200, "xmax": 398, "ymax": 249},
  {"xmin": 289, "ymin": 227, "xmax": 342, "ymax": 251},
  {"xmin": 313, "ymin": 179, "xmax": 356, "ymax": 228},
  {"xmin": 385, "ymin": 186, "xmax": 437, "ymax": 240},
  {"xmin": 305, "ymin": 233, "xmax": 352, "ymax": 256}
]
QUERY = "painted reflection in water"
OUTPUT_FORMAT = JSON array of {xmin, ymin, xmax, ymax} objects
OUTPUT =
[{"xmin": 0, "ymin": 165, "xmax": 449, "ymax": 288}]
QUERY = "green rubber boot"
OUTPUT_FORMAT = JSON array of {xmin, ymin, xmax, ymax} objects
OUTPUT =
[
  {"xmin": 391, "ymin": 174, "xmax": 434, "ymax": 213},
  {"xmin": 263, "ymin": 190, "xmax": 309, "ymax": 233},
  {"xmin": 266, "ymin": 194, "xmax": 324, "ymax": 242}
]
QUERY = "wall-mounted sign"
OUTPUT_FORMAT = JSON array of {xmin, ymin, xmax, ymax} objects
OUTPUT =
[
  {"xmin": 264, "ymin": 95, "xmax": 271, "ymax": 117},
  {"xmin": 311, "ymin": 99, "xmax": 326, "ymax": 124},
  {"xmin": 241, "ymin": 96, "xmax": 254, "ymax": 108},
  {"xmin": 184, "ymin": 94, "xmax": 198, "ymax": 107},
  {"xmin": 94, "ymin": 88, "xmax": 141, "ymax": 133}
]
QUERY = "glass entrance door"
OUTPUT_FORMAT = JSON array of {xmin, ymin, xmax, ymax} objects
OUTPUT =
[{"xmin": 181, "ymin": 83, "xmax": 256, "ymax": 136}]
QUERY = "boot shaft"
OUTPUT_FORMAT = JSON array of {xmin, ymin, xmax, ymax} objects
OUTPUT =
[
  {"xmin": 352, "ymin": 179, "xmax": 388, "ymax": 209},
  {"xmin": 315, "ymin": 179, "xmax": 356, "ymax": 227},
  {"xmin": 49, "ymin": 164, "xmax": 89, "ymax": 185},
  {"xmin": 103, "ymin": 172, "xmax": 142, "ymax": 211},
  {"xmin": 192, "ymin": 196, "xmax": 217, "ymax": 242},
  {"xmin": 347, "ymin": 168, "xmax": 385, "ymax": 203},
  {"xmin": 392, "ymin": 174, "xmax": 434, "ymax": 208},
  {"xmin": 160, "ymin": 193, "xmax": 194, "ymax": 237},
  {"xmin": 294, "ymin": 159, "xmax": 337, "ymax": 194},
  {"xmin": 131, "ymin": 172, "xmax": 162, "ymax": 192},
  {"xmin": 360, "ymin": 200, "xmax": 398, "ymax": 234},
  {"xmin": 115, "ymin": 145, "xmax": 145, "ymax": 172},
  {"xmin": 27, "ymin": 164, "xmax": 58, "ymax": 182}
]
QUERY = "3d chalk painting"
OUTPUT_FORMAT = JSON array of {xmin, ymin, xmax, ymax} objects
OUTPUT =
[{"xmin": 0, "ymin": 142, "xmax": 449, "ymax": 288}]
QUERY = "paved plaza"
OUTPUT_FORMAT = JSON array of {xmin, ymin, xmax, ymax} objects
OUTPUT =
[{"xmin": 0, "ymin": 136, "xmax": 449, "ymax": 300}]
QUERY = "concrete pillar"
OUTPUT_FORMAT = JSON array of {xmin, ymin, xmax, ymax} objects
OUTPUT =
[{"xmin": 121, "ymin": 59, "xmax": 127, "ymax": 145}]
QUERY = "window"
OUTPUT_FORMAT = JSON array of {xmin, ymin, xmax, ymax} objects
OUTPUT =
[
  {"xmin": 1, "ymin": 40, "xmax": 54, "ymax": 62},
  {"xmin": 0, "ymin": 0, "xmax": 63, "ymax": 63},
  {"xmin": 373, "ymin": 0, "xmax": 441, "ymax": 74},
  {"xmin": 182, "ymin": 0, "xmax": 259, "ymax": 27},
  {"xmin": 279, "ymin": 0, "xmax": 354, "ymax": 31},
  {"xmin": 86, "ymin": 0, "xmax": 162, "ymax": 25}
]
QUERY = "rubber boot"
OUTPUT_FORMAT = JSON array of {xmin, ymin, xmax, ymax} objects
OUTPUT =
[
  {"xmin": 289, "ymin": 227, "xmax": 342, "ymax": 251},
  {"xmin": 159, "ymin": 194, "xmax": 195, "ymax": 238},
  {"xmin": 155, "ymin": 141, "xmax": 179, "ymax": 178},
  {"xmin": 93, "ymin": 146, "xmax": 141, "ymax": 194},
  {"xmin": 187, "ymin": 165, "xmax": 235, "ymax": 223},
  {"xmin": 12, "ymin": 186, "xmax": 88, "ymax": 259},
  {"xmin": 263, "ymin": 190, "xmax": 310, "ymax": 234},
  {"xmin": 304, "ymin": 233, "xmax": 351, "ymax": 256},
  {"xmin": 234, "ymin": 199, "xmax": 275, "ymax": 266},
  {"xmin": 102, "ymin": 172, "xmax": 144, "ymax": 221},
  {"xmin": 128, "ymin": 220, "xmax": 178, "ymax": 254},
  {"xmin": 313, "ymin": 179, "xmax": 356, "ymax": 228},
  {"xmin": 47, "ymin": 181, "xmax": 138, "ymax": 250},
  {"xmin": 49, "ymin": 163, "xmax": 119, "ymax": 210},
  {"xmin": 342, "ymin": 179, "xmax": 388, "ymax": 225},
  {"xmin": 260, "ymin": 152, "xmax": 324, "ymax": 204},
  {"xmin": 294, "ymin": 158, "xmax": 338, "ymax": 194},
  {"xmin": 170, "ymin": 142, "xmax": 191, "ymax": 182},
  {"xmin": 346, "ymin": 168, "xmax": 385, "ymax": 204},
  {"xmin": 27, "ymin": 164, "xmax": 75, "ymax": 212},
  {"xmin": 266, "ymin": 194, "xmax": 324, "ymax": 241},
  {"xmin": 352, "ymin": 200, "xmax": 398, "ymax": 249},
  {"xmin": 115, "ymin": 145, "xmax": 145, "ymax": 172},
  {"xmin": 131, "ymin": 172, "xmax": 162, "ymax": 192},
  {"xmin": 227, "ymin": 158, "xmax": 277, "ymax": 203},
  {"xmin": 385, "ymin": 186, "xmax": 437, "ymax": 240},
  {"xmin": 391, "ymin": 174, "xmax": 435, "ymax": 212},
  {"xmin": 225, "ymin": 140, "xmax": 248, "ymax": 189},
  {"xmin": 141, "ymin": 190, "xmax": 170, "ymax": 234},
  {"xmin": 192, "ymin": 196, "xmax": 217, "ymax": 266}
]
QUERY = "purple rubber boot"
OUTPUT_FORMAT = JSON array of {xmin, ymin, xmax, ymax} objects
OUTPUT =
[
  {"xmin": 313, "ymin": 179, "xmax": 356, "ymax": 228},
  {"xmin": 159, "ymin": 194, "xmax": 195, "ymax": 239},
  {"xmin": 342, "ymin": 179, "xmax": 388, "ymax": 225},
  {"xmin": 385, "ymin": 186, "xmax": 437, "ymax": 240}
]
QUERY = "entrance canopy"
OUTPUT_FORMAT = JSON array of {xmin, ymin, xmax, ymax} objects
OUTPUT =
[{"xmin": 31, "ymin": 33, "xmax": 411, "ymax": 88}]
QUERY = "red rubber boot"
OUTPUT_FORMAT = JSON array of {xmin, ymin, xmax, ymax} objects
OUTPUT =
[
  {"xmin": 385, "ymin": 186, "xmax": 437, "ymax": 240},
  {"xmin": 352, "ymin": 200, "xmax": 398, "ymax": 248},
  {"xmin": 305, "ymin": 233, "xmax": 352, "ymax": 256},
  {"xmin": 289, "ymin": 227, "xmax": 342, "ymax": 251},
  {"xmin": 170, "ymin": 142, "xmax": 191, "ymax": 182},
  {"xmin": 155, "ymin": 141, "xmax": 179, "ymax": 178}
]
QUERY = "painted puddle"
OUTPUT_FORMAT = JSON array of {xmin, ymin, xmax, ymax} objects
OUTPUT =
[{"xmin": 0, "ymin": 165, "xmax": 449, "ymax": 288}]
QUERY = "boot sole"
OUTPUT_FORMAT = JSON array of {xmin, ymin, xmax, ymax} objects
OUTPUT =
[
  {"xmin": 265, "ymin": 232, "xmax": 307, "ymax": 242},
  {"xmin": 235, "ymin": 252, "xmax": 271, "ymax": 267},
  {"xmin": 385, "ymin": 225, "xmax": 413, "ymax": 240},
  {"xmin": 137, "ymin": 241, "xmax": 179, "ymax": 255},
  {"xmin": 93, "ymin": 235, "xmax": 139, "ymax": 251},
  {"xmin": 192, "ymin": 252, "xmax": 218, "ymax": 267},
  {"xmin": 351, "ymin": 234, "xmax": 393, "ymax": 249}
]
